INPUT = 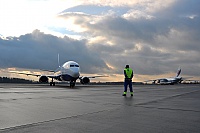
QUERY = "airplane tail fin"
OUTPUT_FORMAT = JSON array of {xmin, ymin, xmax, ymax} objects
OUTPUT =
[
  {"xmin": 53, "ymin": 53, "xmax": 61, "ymax": 72},
  {"xmin": 41, "ymin": 54, "xmax": 61, "ymax": 73},
  {"xmin": 176, "ymin": 67, "xmax": 181, "ymax": 77}
]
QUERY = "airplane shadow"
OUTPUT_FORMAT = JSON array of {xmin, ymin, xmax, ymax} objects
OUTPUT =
[
  {"xmin": 54, "ymin": 84, "xmax": 83, "ymax": 89},
  {"xmin": 38, "ymin": 83, "xmax": 83, "ymax": 89}
]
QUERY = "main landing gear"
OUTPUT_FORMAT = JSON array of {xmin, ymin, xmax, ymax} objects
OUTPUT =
[
  {"xmin": 50, "ymin": 78, "xmax": 55, "ymax": 86},
  {"xmin": 48, "ymin": 78, "xmax": 76, "ymax": 88}
]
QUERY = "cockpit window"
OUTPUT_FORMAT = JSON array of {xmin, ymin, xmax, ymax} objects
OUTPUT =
[{"xmin": 70, "ymin": 64, "xmax": 79, "ymax": 67}]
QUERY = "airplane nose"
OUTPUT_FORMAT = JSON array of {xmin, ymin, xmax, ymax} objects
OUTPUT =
[
  {"xmin": 73, "ymin": 71, "xmax": 80, "ymax": 77},
  {"xmin": 71, "ymin": 68, "xmax": 80, "ymax": 77}
]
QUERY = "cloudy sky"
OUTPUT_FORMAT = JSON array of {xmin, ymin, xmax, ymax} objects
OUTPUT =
[{"xmin": 0, "ymin": 0, "xmax": 200, "ymax": 82}]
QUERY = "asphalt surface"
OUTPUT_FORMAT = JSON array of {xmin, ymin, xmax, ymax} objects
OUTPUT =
[{"xmin": 0, "ymin": 83, "xmax": 199, "ymax": 133}]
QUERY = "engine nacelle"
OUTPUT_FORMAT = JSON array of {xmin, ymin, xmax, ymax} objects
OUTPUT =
[
  {"xmin": 80, "ymin": 77, "xmax": 90, "ymax": 84},
  {"xmin": 39, "ymin": 76, "xmax": 49, "ymax": 83}
]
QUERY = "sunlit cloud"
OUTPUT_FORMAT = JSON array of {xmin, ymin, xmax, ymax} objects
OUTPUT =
[
  {"xmin": 123, "ymin": 10, "xmax": 155, "ymax": 20},
  {"xmin": 0, "ymin": 0, "xmax": 81, "ymax": 37}
]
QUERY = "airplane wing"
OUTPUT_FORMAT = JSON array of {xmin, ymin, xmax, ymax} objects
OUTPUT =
[
  {"xmin": 40, "ymin": 67, "xmax": 61, "ymax": 73},
  {"xmin": 78, "ymin": 75, "xmax": 108, "ymax": 84},
  {"xmin": 40, "ymin": 69, "xmax": 55, "ymax": 73},
  {"xmin": 143, "ymin": 79, "xmax": 157, "ymax": 83},
  {"xmin": 183, "ymin": 79, "xmax": 200, "ymax": 83},
  {"xmin": 143, "ymin": 79, "xmax": 157, "ymax": 82},
  {"xmin": 9, "ymin": 71, "xmax": 58, "ymax": 78},
  {"xmin": 184, "ymin": 79, "xmax": 198, "ymax": 81},
  {"xmin": 10, "ymin": 71, "xmax": 41, "ymax": 77},
  {"xmin": 82, "ymin": 75, "xmax": 109, "ymax": 78}
]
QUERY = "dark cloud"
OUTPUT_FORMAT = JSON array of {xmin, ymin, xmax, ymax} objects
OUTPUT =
[{"xmin": 0, "ymin": 30, "xmax": 109, "ymax": 74}]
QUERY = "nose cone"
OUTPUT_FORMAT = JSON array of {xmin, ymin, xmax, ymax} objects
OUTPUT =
[
  {"xmin": 73, "ymin": 71, "xmax": 80, "ymax": 78},
  {"xmin": 71, "ymin": 67, "xmax": 80, "ymax": 78}
]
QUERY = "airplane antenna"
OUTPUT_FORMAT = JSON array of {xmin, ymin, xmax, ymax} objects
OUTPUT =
[{"xmin": 58, "ymin": 53, "xmax": 61, "ymax": 67}]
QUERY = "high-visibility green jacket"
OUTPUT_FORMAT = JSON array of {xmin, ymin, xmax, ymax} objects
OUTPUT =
[{"xmin": 124, "ymin": 68, "xmax": 133, "ymax": 79}]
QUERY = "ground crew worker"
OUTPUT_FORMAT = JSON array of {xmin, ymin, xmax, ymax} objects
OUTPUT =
[{"xmin": 123, "ymin": 65, "xmax": 133, "ymax": 96}]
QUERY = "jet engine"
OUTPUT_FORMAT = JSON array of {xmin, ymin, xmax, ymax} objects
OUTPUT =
[
  {"xmin": 80, "ymin": 77, "xmax": 90, "ymax": 84},
  {"xmin": 39, "ymin": 76, "xmax": 49, "ymax": 83}
]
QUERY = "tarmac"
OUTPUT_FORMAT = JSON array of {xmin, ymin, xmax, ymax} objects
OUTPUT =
[{"xmin": 0, "ymin": 83, "xmax": 199, "ymax": 133}]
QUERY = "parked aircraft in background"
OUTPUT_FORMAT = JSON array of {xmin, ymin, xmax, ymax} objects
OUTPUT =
[
  {"xmin": 10, "ymin": 60, "xmax": 107, "ymax": 88},
  {"xmin": 181, "ymin": 79, "xmax": 200, "ymax": 84},
  {"xmin": 144, "ymin": 67, "xmax": 186, "ymax": 85}
]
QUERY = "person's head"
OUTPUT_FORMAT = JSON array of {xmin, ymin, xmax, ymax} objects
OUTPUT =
[{"xmin": 125, "ymin": 65, "xmax": 129, "ymax": 68}]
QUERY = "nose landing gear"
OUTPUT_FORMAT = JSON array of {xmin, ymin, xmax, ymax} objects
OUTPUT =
[{"xmin": 70, "ymin": 81, "xmax": 76, "ymax": 88}]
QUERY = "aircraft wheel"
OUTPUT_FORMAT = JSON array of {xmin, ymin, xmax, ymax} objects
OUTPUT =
[
  {"xmin": 70, "ymin": 81, "xmax": 75, "ymax": 88},
  {"xmin": 72, "ymin": 83, "xmax": 75, "ymax": 88},
  {"xmin": 50, "ymin": 82, "xmax": 55, "ymax": 86}
]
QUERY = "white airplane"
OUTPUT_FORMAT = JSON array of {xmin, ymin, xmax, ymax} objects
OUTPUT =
[
  {"xmin": 10, "ymin": 60, "xmax": 107, "ymax": 87},
  {"xmin": 144, "ymin": 67, "xmax": 183, "ymax": 85}
]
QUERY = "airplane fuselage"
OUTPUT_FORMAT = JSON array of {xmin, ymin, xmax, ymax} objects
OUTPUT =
[
  {"xmin": 158, "ymin": 77, "xmax": 182, "ymax": 85},
  {"xmin": 54, "ymin": 61, "xmax": 80, "ymax": 82}
]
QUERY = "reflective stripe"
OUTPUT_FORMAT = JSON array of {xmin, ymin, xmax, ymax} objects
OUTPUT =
[
  {"xmin": 124, "ymin": 92, "xmax": 127, "ymax": 94},
  {"xmin": 130, "ymin": 92, "xmax": 133, "ymax": 94}
]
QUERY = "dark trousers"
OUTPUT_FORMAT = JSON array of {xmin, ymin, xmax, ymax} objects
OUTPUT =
[{"xmin": 124, "ymin": 79, "xmax": 133, "ymax": 93}]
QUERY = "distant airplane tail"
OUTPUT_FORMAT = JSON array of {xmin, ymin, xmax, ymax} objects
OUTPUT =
[{"xmin": 176, "ymin": 67, "xmax": 181, "ymax": 77}]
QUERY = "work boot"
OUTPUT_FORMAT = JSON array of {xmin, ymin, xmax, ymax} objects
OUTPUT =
[
  {"xmin": 122, "ymin": 94, "xmax": 126, "ymax": 96},
  {"xmin": 131, "ymin": 92, "xmax": 133, "ymax": 96}
]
